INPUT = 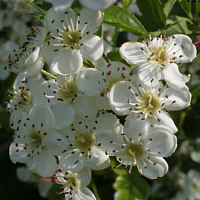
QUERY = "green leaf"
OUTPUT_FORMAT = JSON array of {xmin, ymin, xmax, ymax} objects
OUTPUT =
[
  {"xmin": 179, "ymin": 0, "xmax": 192, "ymax": 19},
  {"xmin": 25, "ymin": 0, "xmax": 46, "ymax": 14},
  {"xmin": 123, "ymin": 0, "xmax": 133, "ymax": 8},
  {"xmin": 107, "ymin": 49, "xmax": 129, "ymax": 65},
  {"xmin": 33, "ymin": 0, "xmax": 43, "ymax": 4},
  {"xmin": 113, "ymin": 167, "xmax": 150, "ymax": 200},
  {"xmin": 163, "ymin": 0, "xmax": 177, "ymax": 19},
  {"xmin": 103, "ymin": 5, "xmax": 147, "ymax": 35},
  {"xmin": 136, "ymin": 0, "xmax": 164, "ymax": 31},
  {"xmin": 94, "ymin": 25, "xmax": 103, "ymax": 38},
  {"xmin": 196, "ymin": 2, "xmax": 200, "ymax": 14}
]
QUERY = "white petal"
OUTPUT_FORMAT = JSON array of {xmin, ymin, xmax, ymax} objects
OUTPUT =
[
  {"xmin": 50, "ymin": 49, "xmax": 83, "ymax": 75},
  {"xmin": 150, "ymin": 112, "xmax": 178, "ymax": 134},
  {"xmin": 30, "ymin": 150, "xmax": 57, "ymax": 177},
  {"xmin": 59, "ymin": 150, "xmax": 84, "ymax": 173},
  {"xmin": 79, "ymin": 0, "xmax": 116, "ymax": 10},
  {"xmin": 78, "ymin": 8, "xmax": 103, "ymax": 34},
  {"xmin": 145, "ymin": 125, "xmax": 177, "ymax": 157},
  {"xmin": 45, "ymin": 0, "xmax": 74, "ymax": 11},
  {"xmin": 167, "ymin": 34, "xmax": 197, "ymax": 63},
  {"xmin": 108, "ymin": 81, "xmax": 138, "ymax": 115},
  {"xmin": 51, "ymin": 102, "xmax": 75, "ymax": 129},
  {"xmin": 76, "ymin": 167, "xmax": 91, "ymax": 186},
  {"xmin": 44, "ymin": 130, "xmax": 66, "ymax": 156},
  {"xmin": 73, "ymin": 95, "xmax": 98, "ymax": 120},
  {"xmin": 164, "ymin": 85, "xmax": 191, "ymax": 110},
  {"xmin": 29, "ymin": 103, "xmax": 55, "ymax": 132},
  {"xmin": 96, "ymin": 94, "xmax": 111, "ymax": 110},
  {"xmin": 25, "ymin": 47, "xmax": 40, "ymax": 65},
  {"xmin": 86, "ymin": 146, "xmax": 110, "ymax": 170},
  {"xmin": 137, "ymin": 157, "xmax": 168, "ymax": 179},
  {"xmin": 124, "ymin": 114, "xmax": 148, "ymax": 140},
  {"xmin": 96, "ymin": 113, "xmax": 123, "ymax": 135},
  {"xmin": 96, "ymin": 129, "xmax": 124, "ymax": 154},
  {"xmin": 77, "ymin": 68, "xmax": 102, "ymax": 96},
  {"xmin": 78, "ymin": 186, "xmax": 96, "ymax": 200},
  {"xmin": 80, "ymin": 35, "xmax": 104, "ymax": 61},
  {"xmin": 119, "ymin": 42, "xmax": 147, "ymax": 65},
  {"xmin": 138, "ymin": 63, "xmax": 163, "ymax": 87},
  {"xmin": 163, "ymin": 63, "xmax": 190, "ymax": 90}
]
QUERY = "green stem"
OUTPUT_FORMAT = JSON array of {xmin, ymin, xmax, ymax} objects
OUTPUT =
[
  {"xmin": 178, "ymin": 112, "xmax": 186, "ymax": 131},
  {"xmin": 91, "ymin": 179, "xmax": 101, "ymax": 200},
  {"xmin": 40, "ymin": 69, "xmax": 57, "ymax": 79},
  {"xmin": 103, "ymin": 53, "xmax": 109, "ymax": 63}
]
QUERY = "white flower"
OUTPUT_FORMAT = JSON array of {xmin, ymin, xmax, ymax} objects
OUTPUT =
[
  {"xmin": 6, "ymin": 46, "xmax": 44, "ymax": 81},
  {"xmin": 119, "ymin": 34, "xmax": 197, "ymax": 89},
  {"xmin": 44, "ymin": 74, "xmax": 99, "ymax": 129},
  {"xmin": 9, "ymin": 104, "xmax": 66, "ymax": 177},
  {"xmin": 77, "ymin": 61, "xmax": 136, "ymax": 109},
  {"xmin": 59, "ymin": 113, "xmax": 122, "ymax": 173},
  {"xmin": 44, "ymin": 0, "xmax": 116, "ymax": 11},
  {"xmin": 96, "ymin": 115, "xmax": 177, "ymax": 179},
  {"xmin": 41, "ymin": 8, "xmax": 103, "ymax": 75},
  {"xmin": 52, "ymin": 167, "xmax": 96, "ymax": 200},
  {"xmin": 108, "ymin": 80, "xmax": 191, "ymax": 133},
  {"xmin": 16, "ymin": 166, "xmax": 53, "ymax": 198}
]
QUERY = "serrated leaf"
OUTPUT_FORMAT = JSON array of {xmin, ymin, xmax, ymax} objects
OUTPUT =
[
  {"xmin": 25, "ymin": 0, "xmax": 46, "ymax": 14},
  {"xmin": 113, "ymin": 167, "xmax": 150, "ymax": 200},
  {"xmin": 107, "ymin": 49, "xmax": 129, "ymax": 66},
  {"xmin": 103, "ymin": 5, "xmax": 147, "ymax": 35},
  {"xmin": 164, "ymin": 0, "xmax": 177, "ymax": 19},
  {"xmin": 180, "ymin": 0, "xmax": 192, "ymax": 19},
  {"xmin": 136, "ymin": 0, "xmax": 164, "ymax": 31}
]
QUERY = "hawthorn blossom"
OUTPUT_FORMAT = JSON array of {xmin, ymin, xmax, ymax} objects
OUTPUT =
[
  {"xmin": 120, "ymin": 34, "xmax": 197, "ymax": 89},
  {"xmin": 59, "ymin": 113, "xmax": 122, "ymax": 173},
  {"xmin": 77, "ymin": 61, "xmax": 136, "ymax": 109},
  {"xmin": 44, "ymin": 74, "xmax": 99, "ymax": 129},
  {"xmin": 96, "ymin": 115, "xmax": 177, "ymax": 179},
  {"xmin": 41, "ymin": 8, "xmax": 103, "ymax": 75},
  {"xmin": 9, "ymin": 104, "xmax": 66, "ymax": 177},
  {"xmin": 6, "ymin": 46, "xmax": 44, "ymax": 81},
  {"xmin": 108, "ymin": 80, "xmax": 191, "ymax": 133},
  {"xmin": 52, "ymin": 167, "xmax": 96, "ymax": 200}
]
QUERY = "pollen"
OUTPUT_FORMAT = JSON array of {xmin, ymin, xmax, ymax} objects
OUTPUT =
[
  {"xmin": 80, "ymin": 133, "xmax": 84, "ymax": 137},
  {"xmin": 25, "ymin": 143, "xmax": 28, "ymax": 146},
  {"xmin": 65, "ymin": 28, "xmax": 69, "ymax": 32},
  {"xmin": 158, "ymin": 47, "xmax": 162, "ymax": 51},
  {"xmin": 23, "ymin": 135, "xmax": 27, "ymax": 138},
  {"xmin": 128, "ymin": 149, "xmax": 133, "ymax": 154},
  {"xmin": 75, "ymin": 136, "xmax": 78, "ymax": 139},
  {"xmin": 144, "ymin": 93, "xmax": 149, "ymax": 98},
  {"xmin": 148, "ymin": 105, "xmax": 154, "ymax": 109},
  {"xmin": 58, "ymin": 89, "xmax": 62, "ymax": 92},
  {"xmin": 63, "ymin": 80, "xmax": 67, "ymax": 84},
  {"xmin": 133, "ymin": 163, "xmax": 137, "ymax": 166}
]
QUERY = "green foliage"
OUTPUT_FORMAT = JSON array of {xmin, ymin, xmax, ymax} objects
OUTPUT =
[
  {"xmin": 123, "ymin": 0, "xmax": 133, "ymax": 9},
  {"xmin": 107, "ymin": 49, "xmax": 129, "ymax": 65},
  {"xmin": 113, "ymin": 164, "xmax": 150, "ymax": 200},
  {"xmin": 179, "ymin": 0, "xmax": 193, "ymax": 19},
  {"xmin": 136, "ymin": 0, "xmax": 164, "ymax": 31},
  {"xmin": 25, "ymin": 0, "xmax": 47, "ymax": 14},
  {"xmin": 163, "ymin": 0, "xmax": 177, "ymax": 19},
  {"xmin": 103, "ymin": 5, "xmax": 147, "ymax": 35}
]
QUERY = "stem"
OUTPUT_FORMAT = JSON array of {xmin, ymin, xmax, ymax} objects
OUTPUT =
[
  {"xmin": 103, "ymin": 53, "xmax": 109, "ymax": 63},
  {"xmin": 40, "ymin": 69, "xmax": 57, "ymax": 79},
  {"xmin": 178, "ymin": 111, "xmax": 186, "ymax": 131},
  {"xmin": 91, "ymin": 180, "xmax": 101, "ymax": 200}
]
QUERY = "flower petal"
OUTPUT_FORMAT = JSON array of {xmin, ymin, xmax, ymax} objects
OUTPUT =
[{"xmin": 163, "ymin": 63, "xmax": 190, "ymax": 90}]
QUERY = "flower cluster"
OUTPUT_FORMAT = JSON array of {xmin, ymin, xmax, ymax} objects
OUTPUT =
[{"xmin": 5, "ymin": 2, "xmax": 197, "ymax": 200}]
